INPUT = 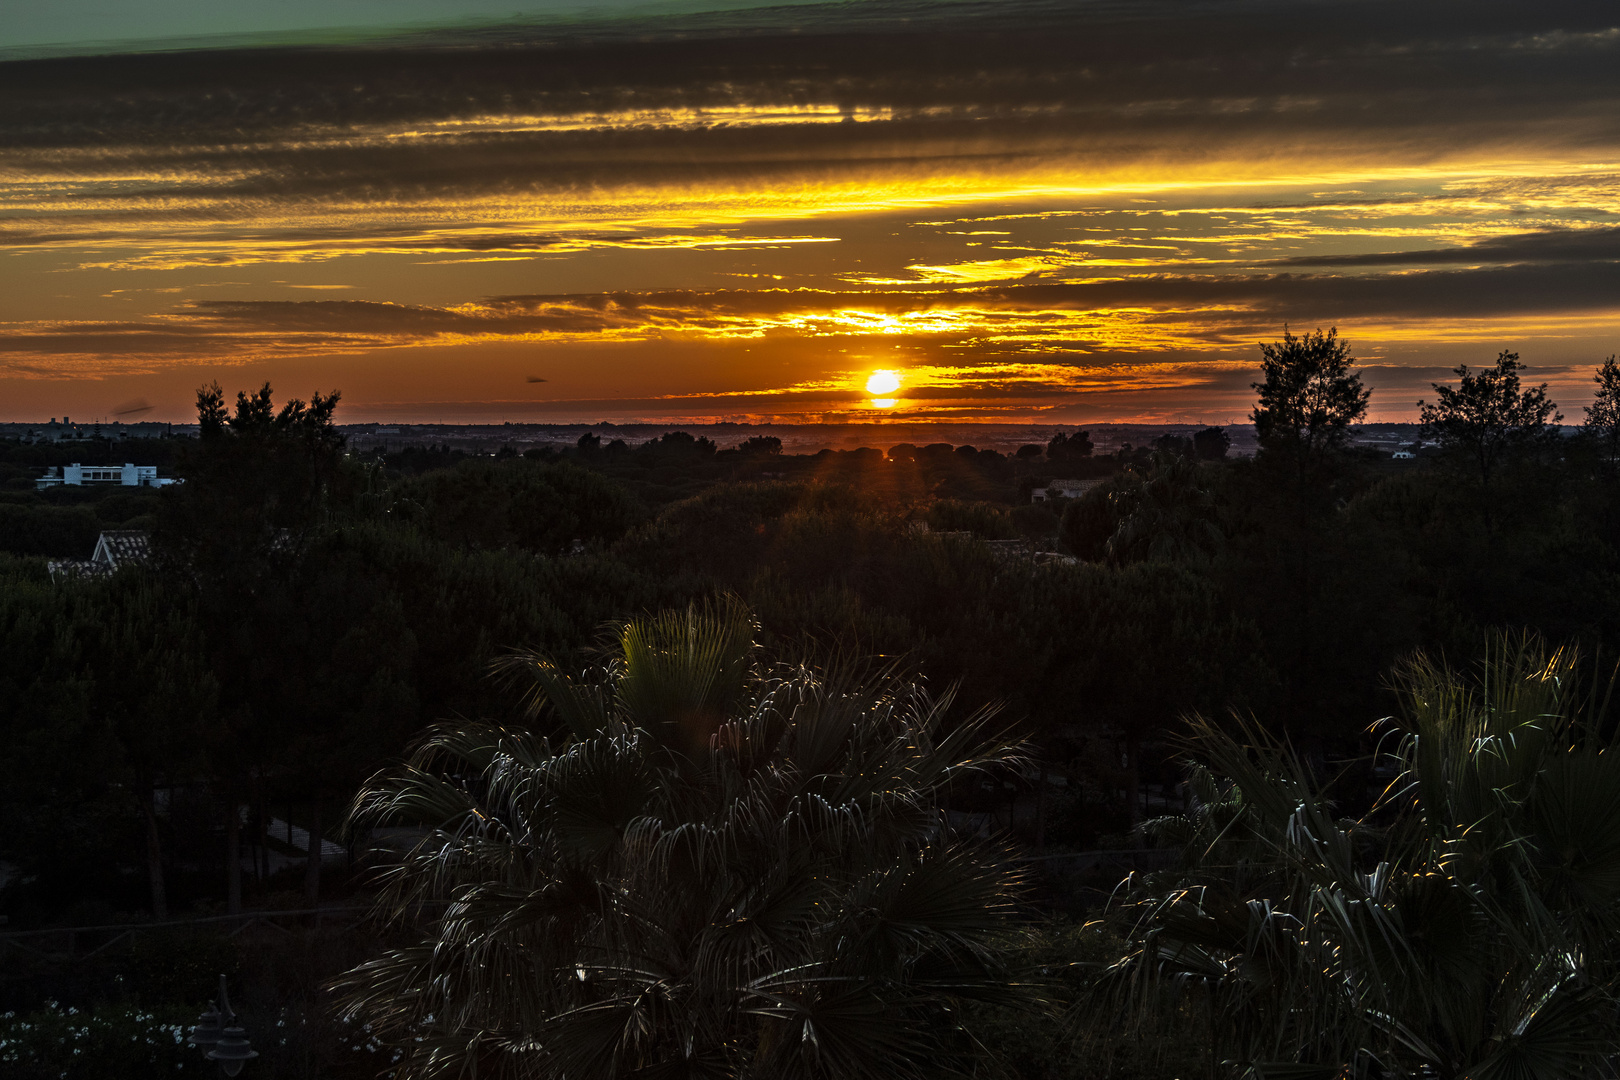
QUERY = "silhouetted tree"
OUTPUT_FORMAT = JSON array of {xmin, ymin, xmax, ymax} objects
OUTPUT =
[
  {"xmin": 1106, "ymin": 454, "xmax": 1223, "ymax": 565},
  {"xmin": 1583, "ymin": 355, "xmax": 1620, "ymax": 465},
  {"xmin": 159, "ymin": 381, "xmax": 345, "ymax": 577},
  {"xmin": 737, "ymin": 434, "xmax": 782, "ymax": 455},
  {"xmin": 642, "ymin": 430, "xmax": 717, "ymax": 461},
  {"xmin": 1047, "ymin": 430, "xmax": 1094, "ymax": 461},
  {"xmin": 1151, "ymin": 433, "xmax": 1194, "ymax": 457},
  {"xmin": 1015, "ymin": 443, "xmax": 1044, "ymax": 459},
  {"xmin": 1059, "ymin": 453, "xmax": 1221, "ymax": 566},
  {"xmin": 1251, "ymin": 327, "xmax": 1370, "ymax": 457},
  {"xmin": 1193, "ymin": 426, "xmax": 1231, "ymax": 460},
  {"xmin": 156, "ymin": 382, "xmax": 348, "ymax": 911},
  {"xmin": 1419, "ymin": 351, "xmax": 1562, "ymax": 500}
]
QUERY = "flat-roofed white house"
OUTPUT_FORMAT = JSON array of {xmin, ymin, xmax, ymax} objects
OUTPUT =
[{"xmin": 36, "ymin": 463, "xmax": 179, "ymax": 490}]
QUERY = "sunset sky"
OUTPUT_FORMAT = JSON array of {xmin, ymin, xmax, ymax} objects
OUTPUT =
[{"xmin": 4, "ymin": 0, "xmax": 1620, "ymax": 424}]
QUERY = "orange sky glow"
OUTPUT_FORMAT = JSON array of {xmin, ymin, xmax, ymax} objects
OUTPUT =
[{"xmin": 4, "ymin": 1, "xmax": 1620, "ymax": 425}]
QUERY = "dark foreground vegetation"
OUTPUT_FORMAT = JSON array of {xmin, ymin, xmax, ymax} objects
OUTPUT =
[{"xmin": 3, "ymin": 332, "xmax": 1620, "ymax": 1078}]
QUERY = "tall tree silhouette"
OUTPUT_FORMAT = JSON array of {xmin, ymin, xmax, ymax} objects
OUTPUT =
[
  {"xmin": 1582, "ymin": 355, "xmax": 1620, "ymax": 466},
  {"xmin": 1419, "ymin": 352, "xmax": 1561, "ymax": 529},
  {"xmin": 1251, "ymin": 327, "xmax": 1370, "ymax": 460},
  {"xmin": 156, "ymin": 382, "xmax": 345, "ymax": 912}
]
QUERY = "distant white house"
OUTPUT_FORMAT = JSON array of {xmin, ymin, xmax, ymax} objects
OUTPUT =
[
  {"xmin": 36, "ymin": 463, "xmax": 179, "ymax": 490},
  {"xmin": 1392, "ymin": 449, "xmax": 1415, "ymax": 460},
  {"xmin": 47, "ymin": 530, "xmax": 153, "ymax": 581},
  {"xmin": 1032, "ymin": 479, "xmax": 1098, "ymax": 502}
]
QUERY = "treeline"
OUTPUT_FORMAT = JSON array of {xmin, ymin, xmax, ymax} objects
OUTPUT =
[{"xmin": 3, "ymin": 336, "xmax": 1619, "ymax": 927}]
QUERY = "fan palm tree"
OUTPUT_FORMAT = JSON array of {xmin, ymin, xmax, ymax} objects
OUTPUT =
[
  {"xmin": 335, "ymin": 600, "xmax": 1037, "ymax": 1080},
  {"xmin": 1095, "ymin": 634, "xmax": 1620, "ymax": 1080}
]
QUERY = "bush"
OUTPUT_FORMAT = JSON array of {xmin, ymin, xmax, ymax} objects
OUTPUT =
[{"xmin": 926, "ymin": 498, "xmax": 1017, "ymax": 538}]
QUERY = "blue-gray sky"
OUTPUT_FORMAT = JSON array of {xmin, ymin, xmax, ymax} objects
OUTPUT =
[{"xmin": 0, "ymin": 0, "xmax": 827, "ymax": 55}]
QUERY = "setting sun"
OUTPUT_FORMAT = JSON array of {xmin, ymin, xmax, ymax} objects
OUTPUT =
[{"xmin": 865, "ymin": 369, "xmax": 903, "ymax": 396}]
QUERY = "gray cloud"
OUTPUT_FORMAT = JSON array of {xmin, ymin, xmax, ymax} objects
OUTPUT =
[
  {"xmin": 1273, "ymin": 226, "xmax": 1620, "ymax": 267},
  {"xmin": 4, "ymin": 1, "xmax": 1620, "ymax": 208}
]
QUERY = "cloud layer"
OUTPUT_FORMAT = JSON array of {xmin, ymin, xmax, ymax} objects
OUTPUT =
[{"xmin": 3, "ymin": 0, "xmax": 1620, "ymax": 420}]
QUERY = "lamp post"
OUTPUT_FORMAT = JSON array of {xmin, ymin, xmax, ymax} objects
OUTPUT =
[{"xmin": 188, "ymin": 974, "xmax": 259, "ymax": 1077}]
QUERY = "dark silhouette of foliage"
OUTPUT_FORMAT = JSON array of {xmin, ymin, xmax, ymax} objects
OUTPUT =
[
  {"xmin": 1418, "ymin": 351, "xmax": 1562, "ymax": 494},
  {"xmin": 641, "ymin": 429, "xmax": 717, "ymax": 462},
  {"xmin": 1193, "ymin": 425, "xmax": 1230, "ymax": 460},
  {"xmin": 1583, "ymin": 355, "xmax": 1620, "ymax": 464},
  {"xmin": 1058, "ymin": 484, "xmax": 1117, "ymax": 561},
  {"xmin": 1251, "ymin": 327, "xmax": 1370, "ymax": 456},
  {"xmin": 1046, "ymin": 430, "xmax": 1094, "ymax": 462},
  {"xmin": 0, "ymin": 503, "xmax": 102, "ymax": 558},
  {"xmin": 391, "ymin": 458, "xmax": 642, "ymax": 555},
  {"xmin": 927, "ymin": 498, "xmax": 1017, "ymax": 539},
  {"xmin": 337, "ymin": 602, "xmax": 1038, "ymax": 1080},
  {"xmin": 1150, "ymin": 434, "xmax": 1193, "ymax": 457},
  {"xmin": 1059, "ymin": 453, "xmax": 1221, "ymax": 566},
  {"xmin": 1098, "ymin": 636, "xmax": 1620, "ymax": 1080},
  {"xmin": 158, "ymin": 381, "xmax": 346, "ymax": 576}
]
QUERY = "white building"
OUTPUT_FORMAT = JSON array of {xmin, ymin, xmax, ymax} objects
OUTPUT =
[{"xmin": 36, "ymin": 463, "xmax": 179, "ymax": 490}]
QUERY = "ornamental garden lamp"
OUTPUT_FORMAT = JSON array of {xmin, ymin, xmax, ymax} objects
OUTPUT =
[{"xmin": 188, "ymin": 974, "xmax": 258, "ymax": 1076}]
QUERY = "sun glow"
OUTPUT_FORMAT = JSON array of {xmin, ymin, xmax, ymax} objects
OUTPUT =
[{"xmin": 865, "ymin": 369, "xmax": 902, "ymax": 395}]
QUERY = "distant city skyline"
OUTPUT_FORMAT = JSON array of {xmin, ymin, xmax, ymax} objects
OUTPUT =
[{"xmin": 3, "ymin": 0, "xmax": 1618, "ymax": 425}]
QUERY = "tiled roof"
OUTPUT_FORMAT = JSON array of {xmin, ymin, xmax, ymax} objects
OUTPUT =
[
  {"xmin": 92, "ymin": 530, "xmax": 152, "ymax": 566},
  {"xmin": 47, "ymin": 559, "xmax": 113, "ymax": 581}
]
